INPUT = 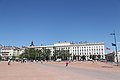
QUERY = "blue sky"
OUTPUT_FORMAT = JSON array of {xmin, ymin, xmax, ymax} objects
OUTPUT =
[{"xmin": 0, "ymin": 0, "xmax": 120, "ymax": 51}]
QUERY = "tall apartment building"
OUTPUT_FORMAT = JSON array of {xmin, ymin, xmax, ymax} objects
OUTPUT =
[{"xmin": 30, "ymin": 42, "xmax": 105, "ymax": 60}]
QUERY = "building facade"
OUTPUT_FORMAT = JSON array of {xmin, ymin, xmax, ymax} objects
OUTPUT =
[
  {"xmin": 0, "ymin": 42, "xmax": 105, "ymax": 61},
  {"xmin": 106, "ymin": 51, "xmax": 120, "ymax": 63},
  {"xmin": 0, "ymin": 46, "xmax": 24, "ymax": 60},
  {"xmin": 30, "ymin": 42, "xmax": 105, "ymax": 60}
]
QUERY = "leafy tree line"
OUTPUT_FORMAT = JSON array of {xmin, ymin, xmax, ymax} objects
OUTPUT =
[
  {"xmin": 19, "ymin": 47, "xmax": 102, "ymax": 61},
  {"xmin": 19, "ymin": 47, "xmax": 71, "ymax": 61},
  {"xmin": 51, "ymin": 49, "xmax": 71, "ymax": 61},
  {"xmin": 19, "ymin": 48, "xmax": 51, "ymax": 61}
]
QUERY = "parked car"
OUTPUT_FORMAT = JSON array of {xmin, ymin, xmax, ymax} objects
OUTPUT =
[{"xmin": 56, "ymin": 58, "xmax": 62, "ymax": 62}]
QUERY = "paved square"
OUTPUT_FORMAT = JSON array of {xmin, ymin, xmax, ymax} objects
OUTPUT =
[{"xmin": 0, "ymin": 61, "xmax": 120, "ymax": 80}]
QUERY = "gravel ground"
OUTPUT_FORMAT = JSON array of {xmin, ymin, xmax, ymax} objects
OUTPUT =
[{"xmin": 0, "ymin": 61, "xmax": 120, "ymax": 80}]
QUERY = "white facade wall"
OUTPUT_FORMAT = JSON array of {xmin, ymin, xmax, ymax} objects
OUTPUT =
[
  {"xmin": 30, "ymin": 42, "xmax": 105, "ymax": 60},
  {"xmin": 0, "ymin": 49, "xmax": 14, "ymax": 58},
  {"xmin": 0, "ymin": 46, "xmax": 23, "ymax": 59},
  {"xmin": 69, "ymin": 43, "xmax": 105, "ymax": 60}
]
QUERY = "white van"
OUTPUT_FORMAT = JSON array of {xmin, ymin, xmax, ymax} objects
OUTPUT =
[{"xmin": 56, "ymin": 58, "xmax": 62, "ymax": 62}]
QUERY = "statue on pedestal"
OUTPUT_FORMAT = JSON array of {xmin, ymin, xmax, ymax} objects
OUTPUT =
[{"xmin": 30, "ymin": 41, "xmax": 34, "ymax": 46}]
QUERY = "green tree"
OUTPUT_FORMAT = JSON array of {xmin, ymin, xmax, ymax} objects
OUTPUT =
[
  {"xmin": 19, "ymin": 48, "xmax": 39, "ymax": 60},
  {"xmin": 41, "ymin": 47, "xmax": 51, "ymax": 61},
  {"xmin": 81, "ymin": 55, "xmax": 86, "ymax": 61},
  {"xmin": 97, "ymin": 55, "xmax": 101, "ymax": 59},
  {"xmin": 35, "ymin": 49, "xmax": 42, "ymax": 60},
  {"xmin": 60, "ymin": 50, "xmax": 71, "ymax": 60},
  {"xmin": 45, "ymin": 49, "xmax": 51, "ymax": 61},
  {"xmin": 90, "ymin": 55, "xmax": 93, "ymax": 59},
  {"xmin": 52, "ymin": 50, "xmax": 60, "ymax": 60},
  {"xmin": 52, "ymin": 47, "xmax": 60, "ymax": 60},
  {"xmin": 52, "ymin": 48, "xmax": 71, "ymax": 61},
  {"xmin": 92, "ymin": 55, "xmax": 96, "ymax": 60},
  {"xmin": 73, "ymin": 55, "xmax": 76, "ymax": 60}
]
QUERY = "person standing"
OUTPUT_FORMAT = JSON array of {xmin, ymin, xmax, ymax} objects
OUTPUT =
[
  {"xmin": 8, "ymin": 59, "xmax": 11, "ymax": 65},
  {"xmin": 66, "ymin": 60, "xmax": 69, "ymax": 66}
]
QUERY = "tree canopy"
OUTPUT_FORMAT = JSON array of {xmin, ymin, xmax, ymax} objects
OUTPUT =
[{"xmin": 19, "ymin": 48, "xmax": 51, "ymax": 61}]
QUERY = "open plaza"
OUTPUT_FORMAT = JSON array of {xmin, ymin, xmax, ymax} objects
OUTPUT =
[
  {"xmin": 1, "ymin": 0, "xmax": 120, "ymax": 80},
  {"xmin": 0, "ymin": 61, "xmax": 120, "ymax": 80}
]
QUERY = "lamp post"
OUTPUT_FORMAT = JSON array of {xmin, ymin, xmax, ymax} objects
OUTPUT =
[{"xmin": 110, "ymin": 31, "xmax": 119, "ymax": 66}]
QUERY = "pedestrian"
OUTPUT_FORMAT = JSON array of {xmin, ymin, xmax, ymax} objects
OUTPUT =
[
  {"xmin": 65, "ymin": 60, "xmax": 69, "ymax": 66},
  {"xmin": 40, "ymin": 60, "xmax": 43, "ymax": 63},
  {"xmin": 8, "ymin": 59, "xmax": 11, "ymax": 65}
]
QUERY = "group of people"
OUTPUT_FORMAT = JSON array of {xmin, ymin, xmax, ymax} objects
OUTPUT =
[{"xmin": 7, "ymin": 58, "xmax": 69, "ymax": 67}]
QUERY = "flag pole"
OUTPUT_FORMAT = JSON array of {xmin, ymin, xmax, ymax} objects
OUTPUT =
[{"xmin": 112, "ymin": 31, "xmax": 119, "ymax": 66}]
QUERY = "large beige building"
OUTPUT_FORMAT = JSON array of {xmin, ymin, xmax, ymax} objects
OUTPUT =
[{"xmin": 30, "ymin": 42, "xmax": 105, "ymax": 60}]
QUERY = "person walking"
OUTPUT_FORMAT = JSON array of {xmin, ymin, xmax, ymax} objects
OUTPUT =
[
  {"xmin": 65, "ymin": 60, "xmax": 69, "ymax": 66},
  {"xmin": 8, "ymin": 59, "xmax": 11, "ymax": 65}
]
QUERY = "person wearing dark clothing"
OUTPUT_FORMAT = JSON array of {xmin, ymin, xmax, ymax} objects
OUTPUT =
[{"xmin": 8, "ymin": 59, "xmax": 11, "ymax": 65}]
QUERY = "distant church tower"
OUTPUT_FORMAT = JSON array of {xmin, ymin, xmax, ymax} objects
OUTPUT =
[{"xmin": 30, "ymin": 41, "xmax": 34, "ymax": 46}]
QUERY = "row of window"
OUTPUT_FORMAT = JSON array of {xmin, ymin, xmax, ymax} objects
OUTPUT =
[
  {"xmin": 72, "ymin": 55, "xmax": 104, "ymax": 57},
  {"xmin": 72, "ymin": 46, "xmax": 103, "ymax": 49},
  {"xmin": 72, "ymin": 49, "xmax": 103, "ymax": 52},
  {"xmin": 56, "ymin": 46, "xmax": 104, "ymax": 51},
  {"xmin": 56, "ymin": 48, "xmax": 104, "ymax": 51},
  {"xmin": 72, "ymin": 52, "xmax": 104, "ymax": 54},
  {"xmin": 72, "ymin": 52, "xmax": 104, "ymax": 55}
]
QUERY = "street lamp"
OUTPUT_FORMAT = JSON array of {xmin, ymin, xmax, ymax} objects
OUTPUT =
[{"xmin": 110, "ymin": 31, "xmax": 119, "ymax": 66}]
